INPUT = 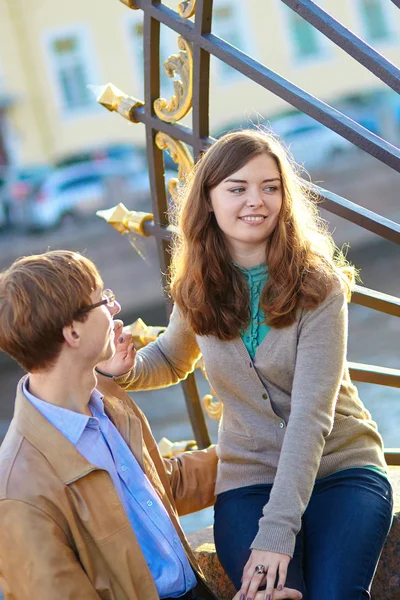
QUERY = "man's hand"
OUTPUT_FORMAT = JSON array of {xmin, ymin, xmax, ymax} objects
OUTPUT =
[
  {"xmin": 232, "ymin": 585, "xmax": 302, "ymax": 600},
  {"xmin": 239, "ymin": 549, "xmax": 292, "ymax": 600},
  {"xmin": 97, "ymin": 320, "xmax": 136, "ymax": 377}
]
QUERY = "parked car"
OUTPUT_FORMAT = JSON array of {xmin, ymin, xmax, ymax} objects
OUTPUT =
[
  {"xmin": 55, "ymin": 143, "xmax": 147, "ymax": 171},
  {"xmin": 16, "ymin": 157, "xmax": 176, "ymax": 231},
  {"xmin": 269, "ymin": 114, "xmax": 353, "ymax": 170},
  {"xmin": 15, "ymin": 162, "xmax": 118, "ymax": 231},
  {"xmin": 3, "ymin": 165, "xmax": 52, "ymax": 228}
]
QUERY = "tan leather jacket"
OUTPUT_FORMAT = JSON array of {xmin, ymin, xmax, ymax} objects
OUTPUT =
[{"xmin": 0, "ymin": 376, "xmax": 218, "ymax": 600}]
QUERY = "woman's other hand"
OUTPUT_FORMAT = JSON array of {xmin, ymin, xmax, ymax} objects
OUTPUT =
[
  {"xmin": 232, "ymin": 584, "xmax": 302, "ymax": 600},
  {"xmin": 97, "ymin": 320, "xmax": 136, "ymax": 377},
  {"xmin": 239, "ymin": 549, "xmax": 292, "ymax": 600}
]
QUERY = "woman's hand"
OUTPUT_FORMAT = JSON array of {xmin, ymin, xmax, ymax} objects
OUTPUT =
[
  {"xmin": 233, "ymin": 584, "xmax": 301, "ymax": 600},
  {"xmin": 97, "ymin": 320, "xmax": 136, "ymax": 377},
  {"xmin": 239, "ymin": 549, "xmax": 292, "ymax": 600}
]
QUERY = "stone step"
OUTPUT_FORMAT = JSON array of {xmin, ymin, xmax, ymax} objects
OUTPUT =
[{"xmin": 188, "ymin": 466, "xmax": 400, "ymax": 600}]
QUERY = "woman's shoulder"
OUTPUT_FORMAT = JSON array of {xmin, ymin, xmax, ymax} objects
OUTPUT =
[{"xmin": 298, "ymin": 273, "xmax": 348, "ymax": 324}]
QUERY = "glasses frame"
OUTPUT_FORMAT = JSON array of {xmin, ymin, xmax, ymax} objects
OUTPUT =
[{"xmin": 78, "ymin": 289, "xmax": 116, "ymax": 315}]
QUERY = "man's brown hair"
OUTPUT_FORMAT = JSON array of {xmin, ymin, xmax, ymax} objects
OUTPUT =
[{"xmin": 0, "ymin": 250, "xmax": 102, "ymax": 372}]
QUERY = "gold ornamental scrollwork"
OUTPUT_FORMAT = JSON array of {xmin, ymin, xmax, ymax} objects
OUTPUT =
[
  {"xmin": 178, "ymin": 0, "xmax": 196, "ymax": 18},
  {"xmin": 155, "ymin": 132, "xmax": 194, "ymax": 198},
  {"xmin": 154, "ymin": 36, "xmax": 193, "ymax": 124},
  {"xmin": 196, "ymin": 358, "xmax": 223, "ymax": 421}
]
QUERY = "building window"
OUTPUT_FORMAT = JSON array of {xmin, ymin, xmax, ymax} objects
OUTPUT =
[
  {"xmin": 358, "ymin": 0, "xmax": 391, "ymax": 42},
  {"xmin": 213, "ymin": 3, "xmax": 250, "ymax": 80},
  {"xmin": 286, "ymin": 9, "xmax": 322, "ymax": 59},
  {"xmin": 127, "ymin": 14, "xmax": 144, "ymax": 97},
  {"xmin": 49, "ymin": 33, "xmax": 93, "ymax": 112},
  {"xmin": 126, "ymin": 13, "xmax": 174, "ymax": 97}
]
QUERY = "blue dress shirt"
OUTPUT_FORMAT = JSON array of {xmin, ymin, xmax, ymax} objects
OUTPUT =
[{"xmin": 23, "ymin": 380, "xmax": 196, "ymax": 598}]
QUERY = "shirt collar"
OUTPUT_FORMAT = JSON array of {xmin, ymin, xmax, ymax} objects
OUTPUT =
[
  {"xmin": 234, "ymin": 261, "xmax": 268, "ymax": 282},
  {"xmin": 23, "ymin": 378, "xmax": 104, "ymax": 446}
]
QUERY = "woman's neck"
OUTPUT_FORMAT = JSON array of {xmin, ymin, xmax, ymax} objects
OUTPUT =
[{"xmin": 229, "ymin": 244, "xmax": 266, "ymax": 269}]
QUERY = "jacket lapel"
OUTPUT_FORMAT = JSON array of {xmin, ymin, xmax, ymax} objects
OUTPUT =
[{"xmin": 14, "ymin": 377, "xmax": 100, "ymax": 484}]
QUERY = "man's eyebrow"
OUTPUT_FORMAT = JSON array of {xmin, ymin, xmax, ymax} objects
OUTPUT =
[{"xmin": 223, "ymin": 177, "xmax": 281, "ymax": 184}]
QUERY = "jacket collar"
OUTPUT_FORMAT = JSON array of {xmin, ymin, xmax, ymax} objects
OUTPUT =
[{"xmin": 13, "ymin": 375, "xmax": 145, "ymax": 484}]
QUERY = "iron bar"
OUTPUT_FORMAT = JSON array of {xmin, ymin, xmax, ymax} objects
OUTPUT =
[
  {"xmin": 141, "ymin": 0, "xmax": 211, "ymax": 448},
  {"xmin": 191, "ymin": 0, "xmax": 212, "ymax": 160},
  {"xmin": 143, "ymin": 8, "xmax": 171, "ymax": 289},
  {"xmin": 180, "ymin": 375, "xmax": 211, "ymax": 449},
  {"xmin": 351, "ymin": 286, "xmax": 400, "ymax": 318},
  {"xmin": 281, "ymin": 0, "xmax": 400, "ymax": 94},
  {"xmin": 348, "ymin": 362, "xmax": 400, "ymax": 388},
  {"xmin": 384, "ymin": 451, "xmax": 400, "ymax": 466},
  {"xmin": 133, "ymin": 2, "xmax": 400, "ymax": 172},
  {"xmin": 317, "ymin": 185, "xmax": 400, "ymax": 246}
]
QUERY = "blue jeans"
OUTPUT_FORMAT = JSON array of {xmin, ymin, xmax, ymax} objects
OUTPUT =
[{"xmin": 214, "ymin": 468, "xmax": 393, "ymax": 599}]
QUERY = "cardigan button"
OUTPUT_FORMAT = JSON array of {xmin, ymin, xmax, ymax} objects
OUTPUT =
[
  {"xmin": 279, "ymin": 422, "xmax": 285, "ymax": 429},
  {"xmin": 262, "ymin": 393, "xmax": 268, "ymax": 400}
]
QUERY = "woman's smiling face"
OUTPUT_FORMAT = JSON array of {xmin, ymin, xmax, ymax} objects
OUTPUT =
[{"xmin": 209, "ymin": 153, "xmax": 283, "ymax": 261}]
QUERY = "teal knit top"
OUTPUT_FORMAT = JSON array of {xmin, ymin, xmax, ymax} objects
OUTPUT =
[{"xmin": 236, "ymin": 262, "xmax": 270, "ymax": 359}]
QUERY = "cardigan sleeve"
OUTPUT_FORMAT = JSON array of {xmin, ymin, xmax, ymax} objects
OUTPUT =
[
  {"xmin": 116, "ymin": 303, "xmax": 202, "ymax": 392},
  {"xmin": 251, "ymin": 289, "xmax": 347, "ymax": 557}
]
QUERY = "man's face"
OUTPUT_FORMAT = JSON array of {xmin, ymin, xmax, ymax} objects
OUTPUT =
[{"xmin": 79, "ymin": 288, "xmax": 122, "ymax": 366}]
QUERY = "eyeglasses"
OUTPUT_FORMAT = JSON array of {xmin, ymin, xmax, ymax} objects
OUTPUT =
[{"xmin": 79, "ymin": 289, "xmax": 116, "ymax": 314}]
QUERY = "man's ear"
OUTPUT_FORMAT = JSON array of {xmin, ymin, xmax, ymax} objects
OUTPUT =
[{"xmin": 62, "ymin": 322, "xmax": 81, "ymax": 348}]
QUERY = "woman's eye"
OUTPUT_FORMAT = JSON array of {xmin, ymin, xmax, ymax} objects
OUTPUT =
[
  {"xmin": 264, "ymin": 186, "xmax": 278, "ymax": 193},
  {"xmin": 229, "ymin": 187, "xmax": 245, "ymax": 194}
]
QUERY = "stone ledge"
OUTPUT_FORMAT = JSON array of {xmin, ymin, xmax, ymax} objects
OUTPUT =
[{"xmin": 188, "ymin": 466, "xmax": 400, "ymax": 600}]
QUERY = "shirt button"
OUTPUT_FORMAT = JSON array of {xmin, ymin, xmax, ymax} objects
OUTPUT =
[
  {"xmin": 279, "ymin": 422, "xmax": 285, "ymax": 428},
  {"xmin": 147, "ymin": 500, "xmax": 153, "ymax": 507},
  {"xmin": 121, "ymin": 465, "xmax": 127, "ymax": 472},
  {"xmin": 262, "ymin": 393, "xmax": 268, "ymax": 400}
]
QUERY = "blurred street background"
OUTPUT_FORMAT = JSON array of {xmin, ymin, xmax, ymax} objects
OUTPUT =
[{"xmin": 0, "ymin": 0, "xmax": 399, "ymax": 546}]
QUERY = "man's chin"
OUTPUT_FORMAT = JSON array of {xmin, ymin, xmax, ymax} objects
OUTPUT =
[{"xmin": 97, "ymin": 345, "xmax": 115, "ymax": 369}]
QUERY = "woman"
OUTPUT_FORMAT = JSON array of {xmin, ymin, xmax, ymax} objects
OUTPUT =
[{"xmin": 99, "ymin": 130, "xmax": 393, "ymax": 600}]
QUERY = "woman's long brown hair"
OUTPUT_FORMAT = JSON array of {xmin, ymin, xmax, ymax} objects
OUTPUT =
[{"xmin": 169, "ymin": 129, "xmax": 353, "ymax": 340}]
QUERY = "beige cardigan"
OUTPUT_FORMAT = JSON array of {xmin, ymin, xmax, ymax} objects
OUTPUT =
[{"xmin": 117, "ymin": 289, "xmax": 387, "ymax": 558}]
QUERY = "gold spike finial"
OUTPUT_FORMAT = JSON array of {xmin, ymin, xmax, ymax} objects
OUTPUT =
[
  {"xmin": 89, "ymin": 83, "xmax": 144, "ymax": 123},
  {"xmin": 97, "ymin": 203, "xmax": 153, "ymax": 237}
]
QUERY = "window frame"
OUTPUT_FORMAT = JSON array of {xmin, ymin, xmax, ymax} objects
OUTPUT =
[
  {"xmin": 354, "ymin": 0, "xmax": 397, "ymax": 44},
  {"xmin": 211, "ymin": 1, "xmax": 258, "ymax": 83},
  {"xmin": 42, "ymin": 24, "xmax": 101, "ymax": 119},
  {"xmin": 278, "ymin": 0, "xmax": 331, "ymax": 65}
]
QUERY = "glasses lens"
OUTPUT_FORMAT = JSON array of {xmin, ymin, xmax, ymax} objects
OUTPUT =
[{"xmin": 103, "ymin": 289, "xmax": 116, "ymax": 307}]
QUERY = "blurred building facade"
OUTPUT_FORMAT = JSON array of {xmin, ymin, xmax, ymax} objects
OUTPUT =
[{"xmin": 0, "ymin": 0, "xmax": 399, "ymax": 167}]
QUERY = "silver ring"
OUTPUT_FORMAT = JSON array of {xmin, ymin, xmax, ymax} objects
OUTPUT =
[{"xmin": 254, "ymin": 564, "xmax": 266, "ymax": 575}]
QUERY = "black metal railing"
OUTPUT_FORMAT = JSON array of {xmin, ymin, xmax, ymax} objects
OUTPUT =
[{"xmin": 116, "ymin": 0, "xmax": 400, "ymax": 461}]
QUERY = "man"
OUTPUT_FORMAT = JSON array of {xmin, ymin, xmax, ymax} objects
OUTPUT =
[{"xmin": 0, "ymin": 251, "xmax": 301, "ymax": 600}]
